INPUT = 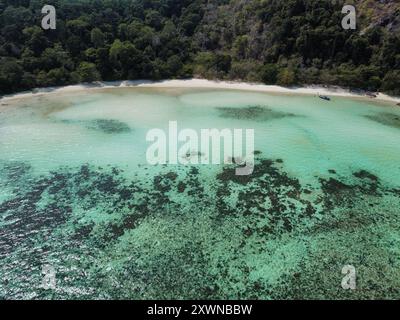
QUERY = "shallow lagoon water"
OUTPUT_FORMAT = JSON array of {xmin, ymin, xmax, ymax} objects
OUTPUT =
[{"xmin": 1, "ymin": 87, "xmax": 400, "ymax": 299}]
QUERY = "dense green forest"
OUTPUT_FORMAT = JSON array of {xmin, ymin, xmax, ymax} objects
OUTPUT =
[{"xmin": 0, "ymin": 0, "xmax": 399, "ymax": 95}]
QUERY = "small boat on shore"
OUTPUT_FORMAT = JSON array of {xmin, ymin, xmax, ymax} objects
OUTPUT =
[{"xmin": 319, "ymin": 95, "xmax": 331, "ymax": 101}]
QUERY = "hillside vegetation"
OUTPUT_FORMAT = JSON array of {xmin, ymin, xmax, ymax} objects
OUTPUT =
[{"xmin": 0, "ymin": 0, "xmax": 399, "ymax": 94}]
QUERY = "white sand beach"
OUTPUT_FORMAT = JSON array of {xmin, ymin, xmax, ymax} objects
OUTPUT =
[{"xmin": 1, "ymin": 79, "xmax": 400, "ymax": 105}]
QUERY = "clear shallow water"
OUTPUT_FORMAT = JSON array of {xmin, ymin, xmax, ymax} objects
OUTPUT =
[{"xmin": 1, "ymin": 87, "xmax": 400, "ymax": 299}]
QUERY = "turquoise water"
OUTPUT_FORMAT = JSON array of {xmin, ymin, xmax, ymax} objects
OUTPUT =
[{"xmin": 1, "ymin": 87, "xmax": 400, "ymax": 299}]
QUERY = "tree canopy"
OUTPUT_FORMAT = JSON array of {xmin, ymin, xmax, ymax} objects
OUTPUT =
[{"xmin": 0, "ymin": 0, "xmax": 399, "ymax": 94}]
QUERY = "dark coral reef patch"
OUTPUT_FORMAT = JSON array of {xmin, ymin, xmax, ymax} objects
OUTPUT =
[
  {"xmin": 365, "ymin": 112, "xmax": 400, "ymax": 129},
  {"xmin": 0, "ymin": 158, "xmax": 399, "ymax": 300},
  {"xmin": 217, "ymin": 105, "xmax": 296, "ymax": 121}
]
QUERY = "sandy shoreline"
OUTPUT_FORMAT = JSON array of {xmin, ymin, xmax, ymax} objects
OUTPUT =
[{"xmin": 1, "ymin": 79, "xmax": 400, "ymax": 105}]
